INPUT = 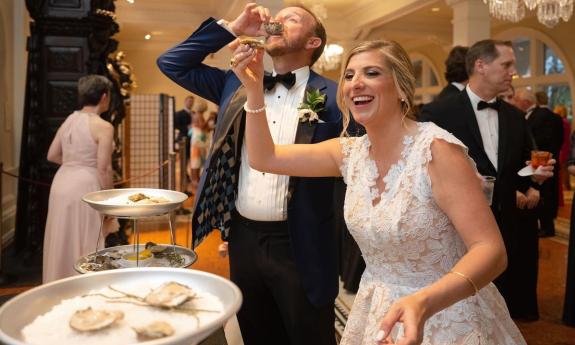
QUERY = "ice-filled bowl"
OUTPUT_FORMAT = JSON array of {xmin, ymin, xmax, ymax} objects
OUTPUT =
[{"xmin": 0, "ymin": 268, "xmax": 242, "ymax": 345}]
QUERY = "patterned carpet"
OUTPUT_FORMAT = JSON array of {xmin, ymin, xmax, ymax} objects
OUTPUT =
[{"xmin": 335, "ymin": 283, "xmax": 355, "ymax": 342}]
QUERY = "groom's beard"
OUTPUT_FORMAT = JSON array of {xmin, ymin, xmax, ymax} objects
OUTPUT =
[{"xmin": 266, "ymin": 35, "xmax": 309, "ymax": 58}]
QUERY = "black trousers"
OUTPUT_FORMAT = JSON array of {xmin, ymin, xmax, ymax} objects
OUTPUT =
[
  {"xmin": 228, "ymin": 210, "xmax": 336, "ymax": 345},
  {"xmin": 537, "ymin": 178, "xmax": 558, "ymax": 234}
]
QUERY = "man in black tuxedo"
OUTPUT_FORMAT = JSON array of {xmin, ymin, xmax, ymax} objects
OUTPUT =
[
  {"xmin": 436, "ymin": 45, "xmax": 468, "ymax": 100},
  {"xmin": 420, "ymin": 39, "xmax": 553, "ymax": 319},
  {"xmin": 516, "ymin": 89, "xmax": 564, "ymax": 237}
]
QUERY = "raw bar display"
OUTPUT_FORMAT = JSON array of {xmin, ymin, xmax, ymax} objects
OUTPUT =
[{"xmin": 22, "ymin": 281, "xmax": 223, "ymax": 345}]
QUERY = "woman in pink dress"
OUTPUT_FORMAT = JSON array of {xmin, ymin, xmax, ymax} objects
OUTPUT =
[{"xmin": 43, "ymin": 75, "xmax": 116, "ymax": 283}]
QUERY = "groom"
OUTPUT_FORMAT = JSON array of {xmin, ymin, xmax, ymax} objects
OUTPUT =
[{"xmin": 157, "ymin": 4, "xmax": 342, "ymax": 345}]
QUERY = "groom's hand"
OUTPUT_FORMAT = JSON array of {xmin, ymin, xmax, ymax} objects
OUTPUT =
[{"xmin": 228, "ymin": 3, "xmax": 269, "ymax": 37}]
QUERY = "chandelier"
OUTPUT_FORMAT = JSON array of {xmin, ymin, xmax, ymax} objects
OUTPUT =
[
  {"xmin": 483, "ymin": 0, "xmax": 573, "ymax": 28},
  {"xmin": 315, "ymin": 43, "xmax": 344, "ymax": 72},
  {"xmin": 310, "ymin": 2, "xmax": 344, "ymax": 73}
]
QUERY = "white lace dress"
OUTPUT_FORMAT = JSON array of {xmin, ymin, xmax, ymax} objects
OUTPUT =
[{"xmin": 339, "ymin": 122, "xmax": 526, "ymax": 345}]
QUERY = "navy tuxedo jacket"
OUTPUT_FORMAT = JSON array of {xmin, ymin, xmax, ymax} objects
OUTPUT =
[{"xmin": 157, "ymin": 18, "xmax": 343, "ymax": 307}]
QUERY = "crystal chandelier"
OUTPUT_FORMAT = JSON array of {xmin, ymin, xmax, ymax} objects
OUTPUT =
[
  {"xmin": 483, "ymin": 0, "xmax": 573, "ymax": 28},
  {"xmin": 309, "ymin": 2, "xmax": 344, "ymax": 72},
  {"xmin": 314, "ymin": 43, "xmax": 344, "ymax": 72}
]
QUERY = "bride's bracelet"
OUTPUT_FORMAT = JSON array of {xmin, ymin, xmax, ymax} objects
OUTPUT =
[
  {"xmin": 449, "ymin": 270, "xmax": 479, "ymax": 295},
  {"xmin": 244, "ymin": 102, "xmax": 266, "ymax": 114}
]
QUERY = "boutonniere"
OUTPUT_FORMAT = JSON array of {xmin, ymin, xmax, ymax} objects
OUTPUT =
[{"xmin": 298, "ymin": 89, "xmax": 326, "ymax": 124}]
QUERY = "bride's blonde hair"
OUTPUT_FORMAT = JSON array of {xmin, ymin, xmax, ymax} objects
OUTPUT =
[{"xmin": 336, "ymin": 40, "xmax": 416, "ymax": 136}]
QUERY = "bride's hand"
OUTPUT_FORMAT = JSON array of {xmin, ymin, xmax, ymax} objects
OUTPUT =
[
  {"xmin": 230, "ymin": 44, "xmax": 264, "ymax": 92},
  {"xmin": 376, "ymin": 294, "xmax": 428, "ymax": 345}
]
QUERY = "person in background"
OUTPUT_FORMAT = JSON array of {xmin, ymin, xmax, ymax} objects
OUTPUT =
[
  {"xmin": 174, "ymin": 95, "xmax": 194, "ymax": 158},
  {"xmin": 420, "ymin": 39, "xmax": 555, "ymax": 320},
  {"xmin": 206, "ymin": 110, "xmax": 218, "ymax": 149},
  {"xmin": 157, "ymin": 3, "xmax": 343, "ymax": 344},
  {"xmin": 188, "ymin": 99, "xmax": 209, "ymax": 194},
  {"xmin": 437, "ymin": 45, "xmax": 469, "ymax": 100},
  {"xmin": 499, "ymin": 85, "xmax": 516, "ymax": 106},
  {"xmin": 564, "ymin": 140, "xmax": 575, "ymax": 326},
  {"xmin": 231, "ymin": 37, "xmax": 526, "ymax": 344},
  {"xmin": 555, "ymin": 104, "xmax": 572, "ymax": 197},
  {"xmin": 43, "ymin": 75, "xmax": 118, "ymax": 283},
  {"xmin": 523, "ymin": 90, "xmax": 564, "ymax": 238}
]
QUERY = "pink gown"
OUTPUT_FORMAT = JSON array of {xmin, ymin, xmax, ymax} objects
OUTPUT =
[{"xmin": 42, "ymin": 112, "xmax": 105, "ymax": 283}]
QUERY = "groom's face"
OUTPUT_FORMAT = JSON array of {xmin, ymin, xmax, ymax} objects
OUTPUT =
[{"xmin": 265, "ymin": 7, "xmax": 316, "ymax": 58}]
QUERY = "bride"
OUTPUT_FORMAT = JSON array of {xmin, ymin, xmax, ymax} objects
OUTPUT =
[{"xmin": 230, "ymin": 39, "xmax": 526, "ymax": 344}]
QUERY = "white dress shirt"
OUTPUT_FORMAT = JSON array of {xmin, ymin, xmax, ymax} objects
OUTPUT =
[
  {"xmin": 451, "ymin": 82, "xmax": 466, "ymax": 91},
  {"xmin": 235, "ymin": 66, "xmax": 310, "ymax": 221},
  {"xmin": 466, "ymin": 86, "xmax": 499, "ymax": 170},
  {"xmin": 525, "ymin": 105, "xmax": 536, "ymax": 120}
]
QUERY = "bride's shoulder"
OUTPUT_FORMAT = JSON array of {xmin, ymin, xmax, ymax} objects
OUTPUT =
[{"xmin": 418, "ymin": 122, "xmax": 466, "ymax": 148}]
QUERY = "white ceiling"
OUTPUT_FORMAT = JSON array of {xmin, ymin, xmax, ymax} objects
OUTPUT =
[{"xmin": 113, "ymin": 0, "xmax": 447, "ymax": 46}]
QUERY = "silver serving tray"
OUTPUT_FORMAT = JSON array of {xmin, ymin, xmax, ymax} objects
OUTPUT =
[
  {"xmin": 0, "ymin": 268, "xmax": 242, "ymax": 345},
  {"xmin": 82, "ymin": 188, "xmax": 188, "ymax": 217},
  {"xmin": 74, "ymin": 244, "xmax": 197, "ymax": 273}
]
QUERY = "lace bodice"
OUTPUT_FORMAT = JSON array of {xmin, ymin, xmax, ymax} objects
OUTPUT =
[
  {"xmin": 338, "ymin": 122, "xmax": 525, "ymax": 345},
  {"xmin": 340, "ymin": 122, "xmax": 468, "ymax": 288}
]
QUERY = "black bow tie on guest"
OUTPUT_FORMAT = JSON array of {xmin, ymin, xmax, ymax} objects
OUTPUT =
[
  {"xmin": 477, "ymin": 99, "xmax": 501, "ymax": 111},
  {"xmin": 263, "ymin": 72, "xmax": 296, "ymax": 90}
]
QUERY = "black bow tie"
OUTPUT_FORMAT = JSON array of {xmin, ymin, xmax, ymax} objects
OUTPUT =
[
  {"xmin": 264, "ymin": 72, "xmax": 296, "ymax": 90},
  {"xmin": 477, "ymin": 100, "xmax": 501, "ymax": 111}
]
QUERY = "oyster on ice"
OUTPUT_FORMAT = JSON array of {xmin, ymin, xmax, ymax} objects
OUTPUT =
[
  {"xmin": 144, "ymin": 282, "xmax": 196, "ymax": 308},
  {"xmin": 69, "ymin": 307, "xmax": 124, "ymax": 332},
  {"xmin": 133, "ymin": 321, "xmax": 175, "ymax": 340}
]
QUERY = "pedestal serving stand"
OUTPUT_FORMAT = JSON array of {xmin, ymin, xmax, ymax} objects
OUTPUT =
[{"xmin": 77, "ymin": 188, "xmax": 196, "ymax": 272}]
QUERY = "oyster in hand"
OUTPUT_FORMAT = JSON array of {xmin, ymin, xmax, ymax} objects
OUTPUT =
[
  {"xmin": 239, "ymin": 38, "xmax": 265, "ymax": 49},
  {"xmin": 69, "ymin": 307, "xmax": 124, "ymax": 332},
  {"xmin": 264, "ymin": 21, "xmax": 283, "ymax": 35},
  {"xmin": 133, "ymin": 321, "xmax": 175, "ymax": 340}
]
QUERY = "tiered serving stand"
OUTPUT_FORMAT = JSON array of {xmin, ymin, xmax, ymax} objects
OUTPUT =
[
  {"xmin": 76, "ymin": 188, "xmax": 196, "ymax": 272},
  {"xmin": 0, "ymin": 189, "xmax": 242, "ymax": 345}
]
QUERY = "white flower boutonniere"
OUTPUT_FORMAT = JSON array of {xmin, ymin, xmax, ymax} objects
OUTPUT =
[{"xmin": 298, "ymin": 89, "xmax": 326, "ymax": 124}]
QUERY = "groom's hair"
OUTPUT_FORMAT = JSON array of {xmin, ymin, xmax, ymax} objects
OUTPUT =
[{"xmin": 289, "ymin": 3, "xmax": 327, "ymax": 66}]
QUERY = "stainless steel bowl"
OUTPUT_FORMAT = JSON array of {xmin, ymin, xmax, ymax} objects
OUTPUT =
[
  {"xmin": 74, "ymin": 244, "xmax": 198, "ymax": 273},
  {"xmin": 82, "ymin": 188, "xmax": 188, "ymax": 217},
  {"xmin": 0, "ymin": 268, "xmax": 242, "ymax": 345}
]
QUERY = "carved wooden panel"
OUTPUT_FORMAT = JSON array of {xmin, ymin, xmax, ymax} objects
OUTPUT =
[
  {"xmin": 45, "ymin": 0, "xmax": 90, "ymax": 18},
  {"xmin": 47, "ymin": 80, "xmax": 78, "ymax": 116},
  {"xmin": 43, "ymin": 36, "xmax": 87, "ymax": 76}
]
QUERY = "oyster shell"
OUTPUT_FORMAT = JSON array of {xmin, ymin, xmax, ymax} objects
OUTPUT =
[
  {"xmin": 133, "ymin": 321, "xmax": 175, "ymax": 340},
  {"xmin": 144, "ymin": 282, "xmax": 196, "ymax": 308},
  {"xmin": 239, "ymin": 38, "xmax": 264, "ymax": 49},
  {"xmin": 264, "ymin": 21, "xmax": 283, "ymax": 35},
  {"xmin": 69, "ymin": 307, "xmax": 124, "ymax": 332},
  {"xmin": 128, "ymin": 193, "xmax": 148, "ymax": 203}
]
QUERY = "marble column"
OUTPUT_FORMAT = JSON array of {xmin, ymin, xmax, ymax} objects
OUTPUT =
[{"xmin": 447, "ymin": 0, "xmax": 491, "ymax": 46}]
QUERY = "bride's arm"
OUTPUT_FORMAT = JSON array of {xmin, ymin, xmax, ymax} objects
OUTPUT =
[
  {"xmin": 233, "ymin": 45, "xmax": 342, "ymax": 177},
  {"xmin": 376, "ymin": 138, "xmax": 506, "ymax": 345}
]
